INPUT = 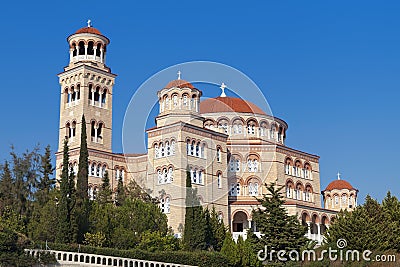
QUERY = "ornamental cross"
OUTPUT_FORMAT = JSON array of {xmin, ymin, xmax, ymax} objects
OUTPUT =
[
  {"xmin": 177, "ymin": 71, "xmax": 181, "ymax": 80},
  {"xmin": 220, "ymin": 82, "xmax": 227, "ymax": 97},
  {"xmin": 337, "ymin": 172, "xmax": 341, "ymax": 180},
  {"xmin": 87, "ymin": 19, "xmax": 92, "ymax": 28}
]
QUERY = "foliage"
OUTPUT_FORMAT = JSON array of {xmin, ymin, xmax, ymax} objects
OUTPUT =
[
  {"xmin": 36, "ymin": 145, "xmax": 55, "ymax": 206},
  {"xmin": 137, "ymin": 231, "xmax": 180, "ymax": 252},
  {"xmin": 33, "ymin": 241, "xmax": 230, "ymax": 267},
  {"xmin": 325, "ymin": 193, "xmax": 400, "ymax": 252},
  {"xmin": 75, "ymin": 115, "xmax": 90, "ymax": 244},
  {"xmin": 83, "ymin": 232, "xmax": 106, "ymax": 247},
  {"xmin": 251, "ymin": 182, "xmax": 308, "ymax": 265},
  {"xmin": 221, "ymin": 232, "xmax": 240, "ymax": 266},
  {"xmin": 56, "ymin": 139, "xmax": 76, "ymax": 243}
]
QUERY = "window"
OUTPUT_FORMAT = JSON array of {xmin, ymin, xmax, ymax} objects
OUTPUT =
[
  {"xmin": 229, "ymin": 156, "xmax": 240, "ymax": 172},
  {"xmin": 160, "ymin": 197, "xmax": 171, "ymax": 214},
  {"xmin": 171, "ymin": 140, "xmax": 176, "ymax": 155},
  {"xmin": 217, "ymin": 173, "xmax": 222, "ymax": 188},
  {"xmin": 249, "ymin": 182, "xmax": 259, "ymax": 196},
  {"xmin": 230, "ymin": 183, "xmax": 240, "ymax": 196},
  {"xmin": 154, "ymin": 144, "xmax": 159, "ymax": 158},
  {"xmin": 167, "ymin": 167, "xmax": 173, "ymax": 183},
  {"xmin": 218, "ymin": 121, "xmax": 228, "ymax": 134},
  {"xmin": 157, "ymin": 170, "xmax": 162, "ymax": 184},
  {"xmin": 247, "ymin": 123, "xmax": 255, "ymax": 135},
  {"xmin": 247, "ymin": 159, "xmax": 259, "ymax": 172},
  {"xmin": 217, "ymin": 147, "xmax": 222, "ymax": 162},
  {"xmin": 342, "ymin": 195, "xmax": 347, "ymax": 206},
  {"xmin": 286, "ymin": 185, "xmax": 292, "ymax": 198},
  {"xmin": 173, "ymin": 94, "xmax": 178, "ymax": 107},
  {"xmin": 334, "ymin": 195, "xmax": 339, "ymax": 205},
  {"xmin": 183, "ymin": 94, "xmax": 188, "ymax": 107},
  {"xmin": 295, "ymin": 184, "xmax": 302, "ymax": 200},
  {"xmin": 160, "ymin": 143, "xmax": 165, "ymax": 157},
  {"xmin": 285, "ymin": 164, "xmax": 290, "ymax": 175},
  {"xmin": 190, "ymin": 167, "xmax": 203, "ymax": 185},
  {"xmin": 166, "ymin": 141, "xmax": 171, "ymax": 156}
]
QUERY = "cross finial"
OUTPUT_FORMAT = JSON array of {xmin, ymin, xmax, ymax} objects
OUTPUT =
[
  {"xmin": 177, "ymin": 71, "xmax": 181, "ymax": 80},
  {"xmin": 87, "ymin": 19, "xmax": 92, "ymax": 28},
  {"xmin": 220, "ymin": 82, "xmax": 227, "ymax": 97},
  {"xmin": 337, "ymin": 172, "xmax": 341, "ymax": 180}
]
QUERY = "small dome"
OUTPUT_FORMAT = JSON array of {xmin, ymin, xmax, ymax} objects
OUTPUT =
[
  {"xmin": 164, "ymin": 79, "xmax": 194, "ymax": 89},
  {"xmin": 324, "ymin": 180, "xmax": 356, "ymax": 191},
  {"xmin": 200, "ymin": 97, "xmax": 266, "ymax": 115},
  {"xmin": 75, "ymin": 27, "xmax": 102, "ymax": 35}
]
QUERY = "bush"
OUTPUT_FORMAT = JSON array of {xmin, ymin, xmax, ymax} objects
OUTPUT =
[{"xmin": 32, "ymin": 241, "xmax": 229, "ymax": 267}]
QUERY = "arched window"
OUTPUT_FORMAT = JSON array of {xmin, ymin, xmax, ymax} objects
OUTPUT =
[
  {"xmin": 157, "ymin": 169, "xmax": 162, "ymax": 184},
  {"xmin": 171, "ymin": 140, "xmax": 176, "ymax": 155},
  {"xmin": 248, "ymin": 182, "xmax": 259, "ymax": 196},
  {"xmin": 195, "ymin": 142, "xmax": 200, "ymax": 157},
  {"xmin": 102, "ymin": 165, "xmax": 106, "ymax": 178},
  {"xmin": 270, "ymin": 125, "xmax": 276, "ymax": 140},
  {"xmin": 87, "ymin": 41, "xmax": 94, "ymax": 55},
  {"xmin": 101, "ymin": 89, "xmax": 107, "ymax": 108},
  {"xmin": 230, "ymin": 183, "xmax": 240, "ymax": 196},
  {"xmin": 73, "ymin": 162, "xmax": 78, "ymax": 175},
  {"xmin": 154, "ymin": 144, "xmax": 159, "ymax": 158},
  {"xmin": 160, "ymin": 143, "xmax": 165, "ymax": 157},
  {"xmin": 172, "ymin": 94, "xmax": 178, "ymax": 107},
  {"xmin": 286, "ymin": 181, "xmax": 294, "ymax": 198},
  {"xmin": 259, "ymin": 122, "xmax": 268, "ymax": 137},
  {"xmin": 90, "ymin": 163, "xmax": 95, "ymax": 176},
  {"xmin": 165, "ymin": 96, "xmax": 170, "ymax": 110},
  {"xmin": 183, "ymin": 94, "xmax": 188, "ymax": 107},
  {"xmin": 160, "ymin": 196, "xmax": 171, "ymax": 214},
  {"xmin": 66, "ymin": 122, "xmax": 71, "ymax": 139},
  {"xmin": 295, "ymin": 183, "xmax": 303, "ymax": 200},
  {"xmin": 232, "ymin": 120, "xmax": 243, "ymax": 135},
  {"xmin": 217, "ymin": 172, "xmax": 222, "ymax": 188},
  {"xmin": 97, "ymin": 122, "xmax": 103, "ymax": 143},
  {"xmin": 78, "ymin": 41, "xmax": 85, "ymax": 55},
  {"xmin": 305, "ymin": 185, "xmax": 313, "ymax": 202},
  {"xmin": 334, "ymin": 195, "xmax": 339, "ymax": 206},
  {"xmin": 166, "ymin": 141, "xmax": 171, "ymax": 156},
  {"xmin": 247, "ymin": 156, "xmax": 259, "ymax": 172},
  {"xmin": 217, "ymin": 147, "xmax": 222, "ymax": 162},
  {"xmin": 247, "ymin": 121, "xmax": 256, "ymax": 135},
  {"xmin": 167, "ymin": 167, "xmax": 173, "ymax": 183},
  {"xmin": 96, "ymin": 164, "xmax": 101, "ymax": 177},
  {"xmin": 342, "ymin": 194, "xmax": 347, "ymax": 207},
  {"xmin": 190, "ymin": 141, "xmax": 195, "ymax": 156},
  {"xmin": 218, "ymin": 119, "xmax": 229, "ymax": 134},
  {"xmin": 162, "ymin": 168, "xmax": 167, "ymax": 184},
  {"xmin": 201, "ymin": 143, "xmax": 205, "ymax": 158},
  {"xmin": 186, "ymin": 140, "xmax": 190, "ymax": 155},
  {"xmin": 72, "ymin": 43, "xmax": 77, "ymax": 57}
]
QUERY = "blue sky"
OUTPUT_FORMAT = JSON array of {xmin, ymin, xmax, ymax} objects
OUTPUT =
[{"xmin": 0, "ymin": 1, "xmax": 399, "ymax": 203}]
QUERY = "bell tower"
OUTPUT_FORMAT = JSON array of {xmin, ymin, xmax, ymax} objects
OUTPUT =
[{"xmin": 56, "ymin": 21, "xmax": 116, "ymax": 176}]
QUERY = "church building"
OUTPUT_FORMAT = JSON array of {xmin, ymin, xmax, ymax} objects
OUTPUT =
[{"xmin": 55, "ymin": 23, "xmax": 358, "ymax": 243}]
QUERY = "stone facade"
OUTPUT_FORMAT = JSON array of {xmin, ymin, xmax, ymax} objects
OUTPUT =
[{"xmin": 55, "ymin": 24, "xmax": 358, "ymax": 242}]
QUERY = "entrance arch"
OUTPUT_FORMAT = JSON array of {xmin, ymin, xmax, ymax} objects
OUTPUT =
[{"xmin": 232, "ymin": 211, "xmax": 248, "ymax": 232}]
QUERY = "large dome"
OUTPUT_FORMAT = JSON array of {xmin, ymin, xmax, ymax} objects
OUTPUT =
[
  {"xmin": 200, "ymin": 97, "xmax": 266, "ymax": 115},
  {"xmin": 324, "ymin": 180, "xmax": 356, "ymax": 191}
]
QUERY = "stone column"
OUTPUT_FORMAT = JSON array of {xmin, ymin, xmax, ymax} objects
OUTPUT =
[
  {"xmin": 85, "ymin": 45, "xmax": 88, "ymax": 59},
  {"xmin": 317, "ymin": 223, "xmax": 321, "ymax": 244},
  {"xmin": 307, "ymin": 222, "xmax": 311, "ymax": 239},
  {"xmin": 91, "ymin": 90, "xmax": 95, "ymax": 106},
  {"xmin": 100, "ymin": 48, "xmax": 104, "ymax": 63}
]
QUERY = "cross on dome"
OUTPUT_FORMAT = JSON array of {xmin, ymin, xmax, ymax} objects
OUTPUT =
[
  {"xmin": 337, "ymin": 172, "xmax": 341, "ymax": 180},
  {"xmin": 87, "ymin": 19, "xmax": 92, "ymax": 28},
  {"xmin": 177, "ymin": 71, "xmax": 182, "ymax": 80},
  {"xmin": 220, "ymin": 82, "xmax": 227, "ymax": 97}
]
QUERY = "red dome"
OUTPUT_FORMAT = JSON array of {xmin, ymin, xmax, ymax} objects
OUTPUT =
[
  {"xmin": 324, "ymin": 180, "xmax": 355, "ymax": 191},
  {"xmin": 200, "ymin": 97, "xmax": 266, "ymax": 115},
  {"xmin": 164, "ymin": 79, "xmax": 194, "ymax": 89},
  {"xmin": 75, "ymin": 27, "xmax": 102, "ymax": 35}
]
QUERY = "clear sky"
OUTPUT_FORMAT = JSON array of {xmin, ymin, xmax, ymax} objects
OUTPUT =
[{"xmin": 0, "ymin": 1, "xmax": 399, "ymax": 203}]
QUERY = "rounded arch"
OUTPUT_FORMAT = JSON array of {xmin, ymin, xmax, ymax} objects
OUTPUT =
[
  {"xmin": 231, "ymin": 116, "xmax": 246, "ymax": 125},
  {"xmin": 294, "ymin": 160, "xmax": 303, "ymax": 168},
  {"xmin": 245, "ymin": 117, "xmax": 259, "ymax": 127},
  {"xmin": 301, "ymin": 211, "xmax": 311, "ymax": 224},
  {"xmin": 285, "ymin": 157, "xmax": 294, "ymax": 165},
  {"xmin": 232, "ymin": 209, "xmax": 251, "ymax": 219},
  {"xmin": 245, "ymin": 175, "xmax": 261, "ymax": 184}
]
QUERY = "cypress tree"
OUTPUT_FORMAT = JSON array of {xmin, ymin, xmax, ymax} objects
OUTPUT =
[
  {"xmin": 97, "ymin": 170, "xmax": 112, "ymax": 204},
  {"xmin": 182, "ymin": 167, "xmax": 207, "ymax": 250},
  {"xmin": 56, "ymin": 139, "xmax": 76, "ymax": 243},
  {"xmin": 220, "ymin": 232, "xmax": 239, "ymax": 266},
  {"xmin": 76, "ymin": 115, "xmax": 90, "ymax": 243}
]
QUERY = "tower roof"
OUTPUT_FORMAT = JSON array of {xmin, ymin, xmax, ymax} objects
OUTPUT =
[
  {"xmin": 75, "ymin": 26, "xmax": 102, "ymax": 35},
  {"xmin": 324, "ymin": 179, "xmax": 356, "ymax": 191},
  {"xmin": 200, "ymin": 97, "xmax": 266, "ymax": 115},
  {"xmin": 164, "ymin": 79, "xmax": 195, "ymax": 89}
]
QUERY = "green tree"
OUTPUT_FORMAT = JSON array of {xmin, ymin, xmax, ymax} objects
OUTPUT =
[
  {"xmin": 75, "ymin": 115, "xmax": 90, "ymax": 243},
  {"xmin": 0, "ymin": 161, "xmax": 15, "ymax": 213},
  {"xmin": 56, "ymin": 139, "xmax": 76, "ymax": 243},
  {"xmin": 251, "ymin": 182, "xmax": 307, "ymax": 265},
  {"xmin": 207, "ymin": 206, "xmax": 226, "ymax": 251},
  {"xmin": 36, "ymin": 145, "xmax": 55, "ymax": 206},
  {"xmin": 115, "ymin": 175, "xmax": 125, "ymax": 206},
  {"xmin": 220, "ymin": 232, "xmax": 239, "ymax": 266},
  {"xmin": 97, "ymin": 170, "xmax": 112, "ymax": 204},
  {"xmin": 138, "ymin": 230, "xmax": 180, "ymax": 252},
  {"xmin": 326, "ymin": 194, "xmax": 400, "ymax": 252},
  {"xmin": 183, "ymin": 168, "xmax": 207, "ymax": 251}
]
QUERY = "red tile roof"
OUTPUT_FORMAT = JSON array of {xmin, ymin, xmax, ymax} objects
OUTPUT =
[
  {"xmin": 164, "ymin": 79, "xmax": 194, "ymax": 89},
  {"xmin": 75, "ymin": 27, "xmax": 102, "ymax": 35},
  {"xmin": 200, "ymin": 97, "xmax": 266, "ymax": 115},
  {"xmin": 324, "ymin": 180, "xmax": 355, "ymax": 191}
]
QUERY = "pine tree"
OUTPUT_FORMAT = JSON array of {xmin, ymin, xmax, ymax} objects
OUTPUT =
[
  {"xmin": 251, "ymin": 182, "xmax": 307, "ymax": 264},
  {"xmin": 56, "ymin": 139, "xmax": 76, "ymax": 243},
  {"xmin": 209, "ymin": 206, "xmax": 226, "ymax": 251},
  {"xmin": 36, "ymin": 145, "xmax": 55, "ymax": 206},
  {"xmin": 75, "ymin": 115, "xmax": 90, "ymax": 243},
  {"xmin": 0, "ymin": 161, "xmax": 15, "ymax": 213},
  {"xmin": 182, "ymin": 167, "xmax": 207, "ymax": 250}
]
